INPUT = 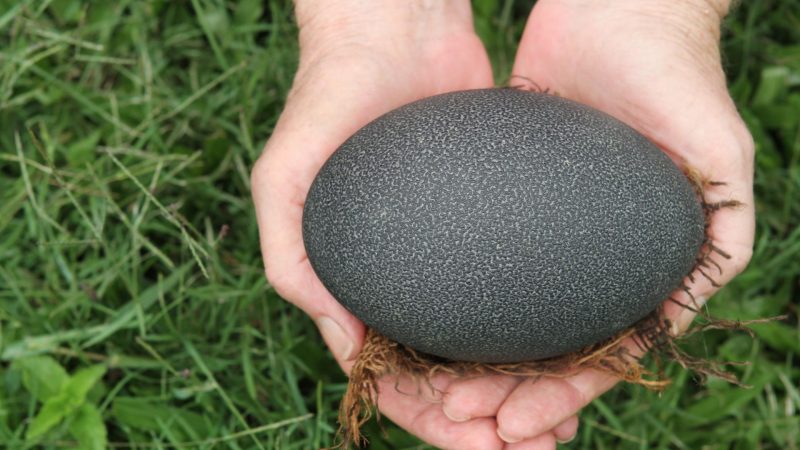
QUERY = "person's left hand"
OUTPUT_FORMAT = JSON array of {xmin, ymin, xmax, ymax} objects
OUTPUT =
[
  {"xmin": 440, "ymin": 0, "xmax": 755, "ymax": 446},
  {"xmin": 252, "ymin": 2, "xmax": 577, "ymax": 448}
]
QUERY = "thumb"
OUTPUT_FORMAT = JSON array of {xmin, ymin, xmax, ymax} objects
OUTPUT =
[
  {"xmin": 251, "ymin": 140, "xmax": 366, "ymax": 372},
  {"xmin": 316, "ymin": 316, "xmax": 359, "ymax": 368}
]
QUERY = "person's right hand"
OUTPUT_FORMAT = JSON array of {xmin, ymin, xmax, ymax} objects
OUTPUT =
[{"xmin": 250, "ymin": 2, "xmax": 551, "ymax": 448}]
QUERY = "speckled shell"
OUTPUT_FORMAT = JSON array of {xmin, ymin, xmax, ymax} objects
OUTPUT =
[{"xmin": 302, "ymin": 89, "xmax": 705, "ymax": 363}]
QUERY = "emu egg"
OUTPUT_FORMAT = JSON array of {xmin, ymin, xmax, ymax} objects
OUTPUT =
[{"xmin": 302, "ymin": 89, "xmax": 705, "ymax": 363}]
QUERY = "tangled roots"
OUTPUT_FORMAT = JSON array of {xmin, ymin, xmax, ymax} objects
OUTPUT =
[{"xmin": 334, "ymin": 174, "xmax": 782, "ymax": 449}]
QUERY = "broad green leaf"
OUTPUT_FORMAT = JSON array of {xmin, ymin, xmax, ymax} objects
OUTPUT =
[
  {"xmin": 25, "ymin": 393, "xmax": 71, "ymax": 439},
  {"xmin": 68, "ymin": 404, "xmax": 107, "ymax": 450},
  {"xmin": 64, "ymin": 365, "xmax": 107, "ymax": 408},
  {"xmin": 25, "ymin": 364, "xmax": 106, "ymax": 441},
  {"xmin": 12, "ymin": 356, "xmax": 69, "ymax": 402}
]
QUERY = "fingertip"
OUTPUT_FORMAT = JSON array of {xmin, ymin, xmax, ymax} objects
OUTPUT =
[
  {"xmin": 497, "ymin": 427, "xmax": 522, "ymax": 444},
  {"xmin": 442, "ymin": 375, "xmax": 522, "ymax": 422},
  {"xmin": 496, "ymin": 372, "xmax": 616, "ymax": 444},
  {"xmin": 316, "ymin": 316, "xmax": 358, "ymax": 361},
  {"xmin": 442, "ymin": 403, "xmax": 471, "ymax": 423},
  {"xmin": 554, "ymin": 415, "xmax": 579, "ymax": 444},
  {"xmin": 375, "ymin": 382, "xmax": 505, "ymax": 450}
]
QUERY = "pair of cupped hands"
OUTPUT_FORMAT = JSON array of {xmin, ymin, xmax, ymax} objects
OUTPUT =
[{"xmin": 251, "ymin": 0, "xmax": 755, "ymax": 448}]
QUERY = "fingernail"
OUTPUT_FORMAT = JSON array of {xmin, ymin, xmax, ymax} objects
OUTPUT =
[
  {"xmin": 442, "ymin": 406, "xmax": 470, "ymax": 423},
  {"xmin": 497, "ymin": 429, "xmax": 521, "ymax": 444},
  {"xmin": 557, "ymin": 434, "xmax": 576, "ymax": 444},
  {"xmin": 317, "ymin": 316, "xmax": 356, "ymax": 361}
]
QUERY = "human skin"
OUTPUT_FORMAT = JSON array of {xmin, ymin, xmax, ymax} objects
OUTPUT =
[
  {"xmin": 440, "ymin": 0, "xmax": 754, "ymax": 446},
  {"xmin": 250, "ymin": 0, "xmax": 753, "ymax": 448}
]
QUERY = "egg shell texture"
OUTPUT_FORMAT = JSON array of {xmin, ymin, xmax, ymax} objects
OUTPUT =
[{"xmin": 302, "ymin": 88, "xmax": 705, "ymax": 363}]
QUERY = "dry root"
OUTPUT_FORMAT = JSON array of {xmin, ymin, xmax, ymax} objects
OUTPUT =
[
  {"xmin": 333, "ymin": 174, "xmax": 783, "ymax": 449},
  {"xmin": 507, "ymin": 75, "xmax": 553, "ymax": 95},
  {"xmin": 337, "ymin": 309, "xmax": 778, "ymax": 448}
]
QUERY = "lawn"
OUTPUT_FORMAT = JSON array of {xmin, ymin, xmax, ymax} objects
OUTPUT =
[{"xmin": 0, "ymin": 1, "xmax": 798, "ymax": 449}]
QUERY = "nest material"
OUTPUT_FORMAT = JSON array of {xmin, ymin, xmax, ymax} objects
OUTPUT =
[{"xmin": 334, "ymin": 172, "xmax": 778, "ymax": 449}]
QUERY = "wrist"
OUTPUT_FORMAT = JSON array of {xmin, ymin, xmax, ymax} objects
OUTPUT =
[{"xmin": 294, "ymin": 0, "xmax": 474, "ymax": 58}]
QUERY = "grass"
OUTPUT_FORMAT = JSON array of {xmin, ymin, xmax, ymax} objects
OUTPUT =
[{"xmin": 0, "ymin": 0, "xmax": 797, "ymax": 448}]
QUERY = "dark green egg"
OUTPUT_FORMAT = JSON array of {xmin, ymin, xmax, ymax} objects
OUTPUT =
[{"xmin": 302, "ymin": 88, "xmax": 704, "ymax": 363}]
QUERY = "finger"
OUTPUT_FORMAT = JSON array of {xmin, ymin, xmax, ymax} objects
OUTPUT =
[
  {"xmin": 375, "ymin": 375, "xmax": 505, "ymax": 450},
  {"xmin": 252, "ymin": 155, "xmax": 365, "ymax": 367},
  {"xmin": 496, "ymin": 370, "xmax": 617, "ymax": 443},
  {"xmin": 250, "ymin": 69, "xmax": 401, "ymax": 365},
  {"xmin": 658, "ymin": 116, "xmax": 755, "ymax": 331},
  {"xmin": 666, "ymin": 182, "xmax": 755, "ymax": 332},
  {"xmin": 502, "ymin": 433, "xmax": 557, "ymax": 450},
  {"xmin": 252, "ymin": 162, "xmax": 364, "ymax": 370},
  {"xmin": 442, "ymin": 375, "xmax": 523, "ymax": 422},
  {"xmin": 553, "ymin": 415, "xmax": 579, "ymax": 444}
]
